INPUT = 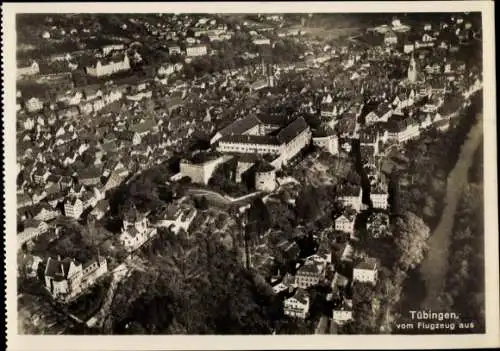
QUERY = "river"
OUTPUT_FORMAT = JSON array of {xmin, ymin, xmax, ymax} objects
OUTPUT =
[{"xmin": 419, "ymin": 112, "xmax": 483, "ymax": 310}]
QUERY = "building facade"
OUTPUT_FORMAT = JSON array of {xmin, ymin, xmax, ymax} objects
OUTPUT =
[
  {"xmin": 186, "ymin": 45, "xmax": 208, "ymax": 57},
  {"xmin": 353, "ymin": 259, "xmax": 378, "ymax": 285},
  {"xmin": 86, "ymin": 54, "xmax": 131, "ymax": 77},
  {"xmin": 283, "ymin": 289, "xmax": 310, "ymax": 319},
  {"xmin": 44, "ymin": 256, "xmax": 108, "ymax": 302},
  {"xmin": 64, "ymin": 197, "xmax": 84, "ymax": 219}
]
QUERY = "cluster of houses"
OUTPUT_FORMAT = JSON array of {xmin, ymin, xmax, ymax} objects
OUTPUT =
[
  {"xmin": 16, "ymin": 14, "xmax": 482, "ymax": 319},
  {"xmin": 275, "ymin": 248, "xmax": 379, "ymax": 323},
  {"xmin": 43, "ymin": 254, "xmax": 108, "ymax": 302}
]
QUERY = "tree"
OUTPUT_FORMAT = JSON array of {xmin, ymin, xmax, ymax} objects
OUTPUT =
[
  {"xmin": 247, "ymin": 198, "xmax": 271, "ymax": 237},
  {"xmin": 393, "ymin": 212, "xmax": 430, "ymax": 271},
  {"xmin": 194, "ymin": 196, "xmax": 209, "ymax": 210},
  {"xmin": 295, "ymin": 186, "xmax": 322, "ymax": 222}
]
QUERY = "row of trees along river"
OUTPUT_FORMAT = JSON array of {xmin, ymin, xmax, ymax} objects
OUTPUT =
[{"xmin": 395, "ymin": 91, "xmax": 484, "ymax": 333}]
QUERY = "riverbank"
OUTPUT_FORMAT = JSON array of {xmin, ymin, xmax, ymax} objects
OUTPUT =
[
  {"xmin": 394, "ymin": 98, "xmax": 484, "ymax": 327},
  {"xmin": 419, "ymin": 113, "xmax": 483, "ymax": 309}
]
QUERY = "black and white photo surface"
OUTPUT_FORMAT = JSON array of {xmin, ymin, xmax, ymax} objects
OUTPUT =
[{"xmin": 3, "ymin": 2, "xmax": 499, "ymax": 350}]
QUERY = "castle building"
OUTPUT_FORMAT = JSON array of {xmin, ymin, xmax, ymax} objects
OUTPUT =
[
  {"xmin": 215, "ymin": 117, "xmax": 312, "ymax": 169},
  {"xmin": 254, "ymin": 161, "xmax": 277, "ymax": 192},
  {"xmin": 179, "ymin": 154, "xmax": 231, "ymax": 185}
]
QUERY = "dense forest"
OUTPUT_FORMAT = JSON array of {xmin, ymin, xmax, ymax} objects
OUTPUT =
[
  {"xmin": 390, "ymin": 92, "xmax": 483, "ymax": 228},
  {"xmin": 107, "ymin": 232, "xmax": 280, "ymax": 334}
]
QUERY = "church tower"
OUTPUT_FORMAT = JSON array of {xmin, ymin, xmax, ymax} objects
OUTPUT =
[
  {"xmin": 407, "ymin": 54, "xmax": 417, "ymax": 83},
  {"xmin": 267, "ymin": 63, "xmax": 275, "ymax": 88}
]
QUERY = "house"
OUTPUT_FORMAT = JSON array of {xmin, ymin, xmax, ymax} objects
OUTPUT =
[
  {"xmin": 186, "ymin": 45, "xmax": 207, "ymax": 57},
  {"xmin": 154, "ymin": 205, "xmax": 197, "ymax": 234},
  {"xmin": 158, "ymin": 64, "xmax": 175, "ymax": 77},
  {"xmin": 403, "ymin": 42, "xmax": 415, "ymax": 54},
  {"xmin": 17, "ymin": 61, "xmax": 40, "ymax": 79},
  {"xmin": 57, "ymin": 106, "xmax": 80, "ymax": 119},
  {"xmin": 32, "ymin": 167, "xmax": 51, "ymax": 184},
  {"xmin": 18, "ymin": 220, "xmax": 49, "ymax": 249},
  {"xmin": 252, "ymin": 37, "xmax": 271, "ymax": 45},
  {"xmin": 338, "ymin": 184, "xmax": 363, "ymax": 212},
  {"xmin": 119, "ymin": 213, "xmax": 158, "ymax": 252},
  {"xmin": 359, "ymin": 128, "xmax": 380, "ymax": 156},
  {"xmin": 312, "ymin": 133, "xmax": 339, "ymax": 155},
  {"xmin": 387, "ymin": 115, "xmax": 420, "ymax": 143},
  {"xmin": 384, "ymin": 30, "xmax": 398, "ymax": 45},
  {"xmin": 167, "ymin": 44, "xmax": 182, "ymax": 55},
  {"xmin": 104, "ymin": 162, "xmax": 129, "ymax": 191},
  {"xmin": 353, "ymin": 258, "xmax": 378, "ymax": 285},
  {"xmin": 118, "ymin": 131, "xmax": 141, "ymax": 145},
  {"xmin": 365, "ymin": 103, "xmax": 393, "ymax": 125},
  {"xmin": 22, "ymin": 254, "xmax": 44, "ymax": 278},
  {"xmin": 33, "ymin": 204, "xmax": 60, "ymax": 222},
  {"xmin": 330, "ymin": 272, "xmax": 350, "ymax": 295},
  {"xmin": 81, "ymin": 188, "xmax": 102, "ymax": 209},
  {"xmin": 334, "ymin": 209, "xmax": 357, "ymax": 235},
  {"xmin": 88, "ymin": 199, "xmax": 108, "ymax": 220},
  {"xmin": 78, "ymin": 167, "xmax": 102, "ymax": 186},
  {"xmin": 370, "ymin": 182, "xmax": 389, "ymax": 209},
  {"xmin": 272, "ymin": 282, "xmax": 290, "ymax": 295},
  {"xmin": 102, "ymin": 44, "xmax": 125, "ymax": 56},
  {"xmin": 64, "ymin": 196, "xmax": 84, "ymax": 219},
  {"xmin": 44, "ymin": 255, "xmax": 108, "ymax": 302},
  {"xmin": 295, "ymin": 260, "xmax": 326, "ymax": 289},
  {"xmin": 85, "ymin": 53, "xmax": 131, "ymax": 77},
  {"xmin": 25, "ymin": 97, "xmax": 44, "ymax": 113},
  {"xmin": 320, "ymin": 94, "xmax": 337, "ymax": 118},
  {"xmin": 18, "ymin": 193, "xmax": 33, "ymax": 208},
  {"xmin": 422, "ymin": 32, "xmax": 435, "ymax": 43},
  {"xmin": 332, "ymin": 300, "xmax": 353, "ymax": 324},
  {"xmin": 283, "ymin": 289, "xmax": 310, "ymax": 319}
]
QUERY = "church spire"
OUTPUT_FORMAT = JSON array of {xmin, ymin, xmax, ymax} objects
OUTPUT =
[{"xmin": 408, "ymin": 53, "xmax": 417, "ymax": 83}]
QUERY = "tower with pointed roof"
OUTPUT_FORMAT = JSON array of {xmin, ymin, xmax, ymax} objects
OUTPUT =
[{"xmin": 408, "ymin": 54, "xmax": 417, "ymax": 83}]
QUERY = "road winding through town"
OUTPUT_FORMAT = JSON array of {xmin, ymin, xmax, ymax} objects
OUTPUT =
[{"xmin": 419, "ymin": 112, "xmax": 483, "ymax": 310}]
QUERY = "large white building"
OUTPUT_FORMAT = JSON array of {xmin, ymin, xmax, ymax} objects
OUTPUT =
[
  {"xmin": 215, "ymin": 116, "xmax": 312, "ymax": 170},
  {"xmin": 186, "ymin": 45, "xmax": 208, "ymax": 57},
  {"xmin": 86, "ymin": 54, "xmax": 131, "ymax": 77}
]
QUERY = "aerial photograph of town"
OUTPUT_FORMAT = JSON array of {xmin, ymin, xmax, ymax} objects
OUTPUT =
[{"xmin": 15, "ymin": 11, "xmax": 485, "ymax": 335}]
